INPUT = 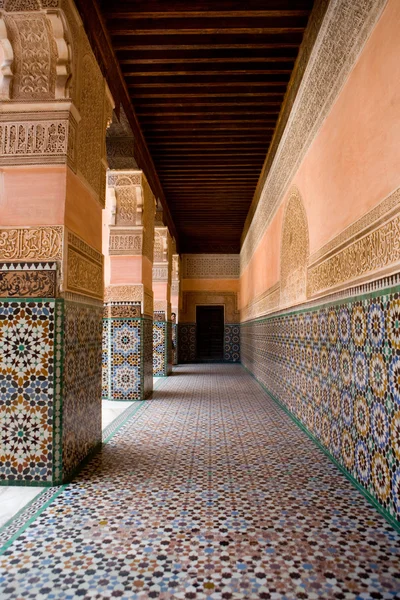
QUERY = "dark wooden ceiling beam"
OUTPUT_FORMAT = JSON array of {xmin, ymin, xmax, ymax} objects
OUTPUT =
[
  {"xmin": 114, "ymin": 42, "xmax": 301, "ymax": 51},
  {"xmin": 105, "ymin": 10, "xmax": 310, "ymax": 19},
  {"xmin": 95, "ymin": 0, "xmax": 316, "ymax": 253},
  {"xmin": 122, "ymin": 66, "xmax": 293, "ymax": 75},
  {"xmin": 100, "ymin": 0, "xmax": 313, "ymax": 13},
  {"xmin": 112, "ymin": 32, "xmax": 305, "ymax": 46},
  {"xmin": 120, "ymin": 56, "xmax": 295, "ymax": 64}
]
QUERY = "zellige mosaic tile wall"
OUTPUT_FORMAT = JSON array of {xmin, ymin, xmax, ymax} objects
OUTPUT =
[
  {"xmin": 178, "ymin": 323, "xmax": 240, "ymax": 363},
  {"xmin": 153, "ymin": 320, "xmax": 172, "ymax": 376},
  {"xmin": 0, "ymin": 299, "xmax": 59, "ymax": 484},
  {"xmin": 241, "ymin": 285, "xmax": 400, "ymax": 523},
  {"xmin": 103, "ymin": 306, "xmax": 153, "ymax": 401},
  {"xmin": 62, "ymin": 301, "xmax": 103, "ymax": 481}
]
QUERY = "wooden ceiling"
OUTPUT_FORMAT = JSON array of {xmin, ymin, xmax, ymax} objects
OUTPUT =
[{"xmin": 98, "ymin": 0, "xmax": 315, "ymax": 253}]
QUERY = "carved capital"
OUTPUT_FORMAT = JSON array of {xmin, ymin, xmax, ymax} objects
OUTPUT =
[{"xmin": 109, "ymin": 227, "xmax": 143, "ymax": 256}]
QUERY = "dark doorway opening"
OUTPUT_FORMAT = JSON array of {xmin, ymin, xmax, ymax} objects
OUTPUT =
[{"xmin": 196, "ymin": 306, "xmax": 224, "ymax": 361}]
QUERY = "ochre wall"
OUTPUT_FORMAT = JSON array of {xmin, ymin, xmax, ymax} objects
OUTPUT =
[{"xmin": 241, "ymin": 0, "xmax": 400, "ymax": 316}]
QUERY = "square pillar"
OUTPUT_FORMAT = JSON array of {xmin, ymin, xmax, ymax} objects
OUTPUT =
[
  {"xmin": 103, "ymin": 170, "xmax": 155, "ymax": 400},
  {"xmin": 171, "ymin": 253, "xmax": 181, "ymax": 365},
  {"xmin": 153, "ymin": 226, "xmax": 173, "ymax": 376},
  {"xmin": 0, "ymin": 0, "xmax": 113, "ymax": 484}
]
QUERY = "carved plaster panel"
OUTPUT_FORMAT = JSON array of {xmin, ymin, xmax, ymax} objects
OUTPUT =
[
  {"xmin": 180, "ymin": 291, "xmax": 240, "ymax": 324},
  {"xmin": 308, "ymin": 205, "xmax": 400, "ymax": 297},
  {"xmin": 240, "ymin": 283, "xmax": 280, "ymax": 323},
  {"xmin": 172, "ymin": 254, "xmax": 180, "ymax": 282},
  {"xmin": 104, "ymin": 284, "xmax": 142, "ymax": 303},
  {"xmin": 0, "ymin": 110, "xmax": 77, "ymax": 168},
  {"xmin": 152, "ymin": 263, "xmax": 169, "ymax": 282},
  {"xmin": 154, "ymin": 227, "xmax": 168, "ymax": 262},
  {"xmin": 109, "ymin": 228, "xmax": 143, "ymax": 256},
  {"xmin": 107, "ymin": 170, "xmax": 144, "ymax": 227},
  {"xmin": 241, "ymin": 0, "xmax": 388, "ymax": 270},
  {"xmin": 0, "ymin": 225, "xmax": 63, "ymax": 260},
  {"xmin": 183, "ymin": 254, "xmax": 240, "ymax": 279},
  {"xmin": 65, "ymin": 231, "xmax": 103, "ymax": 300},
  {"xmin": 280, "ymin": 188, "xmax": 309, "ymax": 307}
]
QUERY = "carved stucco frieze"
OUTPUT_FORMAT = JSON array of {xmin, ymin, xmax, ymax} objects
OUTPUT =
[
  {"xmin": 0, "ymin": 111, "xmax": 77, "ymax": 168},
  {"xmin": 152, "ymin": 264, "xmax": 169, "ymax": 282},
  {"xmin": 104, "ymin": 284, "xmax": 142, "ymax": 303},
  {"xmin": 154, "ymin": 227, "xmax": 168, "ymax": 263},
  {"xmin": 308, "ymin": 210, "xmax": 400, "ymax": 297},
  {"xmin": 183, "ymin": 254, "xmax": 240, "ymax": 279},
  {"xmin": 107, "ymin": 171, "xmax": 144, "ymax": 228},
  {"xmin": 0, "ymin": 269, "xmax": 57, "ymax": 297},
  {"xmin": 65, "ymin": 231, "xmax": 103, "ymax": 300},
  {"xmin": 0, "ymin": 226, "xmax": 63, "ymax": 260},
  {"xmin": 109, "ymin": 228, "xmax": 143, "ymax": 256},
  {"xmin": 172, "ymin": 254, "xmax": 180, "ymax": 282}
]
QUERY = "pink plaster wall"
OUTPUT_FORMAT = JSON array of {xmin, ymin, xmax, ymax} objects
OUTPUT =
[
  {"xmin": 110, "ymin": 255, "xmax": 143, "ymax": 284},
  {"xmin": 65, "ymin": 170, "xmax": 102, "ymax": 252},
  {"xmin": 240, "ymin": 206, "xmax": 283, "ymax": 310},
  {"xmin": 153, "ymin": 281, "xmax": 169, "ymax": 302},
  {"xmin": 241, "ymin": 0, "xmax": 400, "ymax": 311},
  {"xmin": 0, "ymin": 166, "xmax": 66, "ymax": 225}
]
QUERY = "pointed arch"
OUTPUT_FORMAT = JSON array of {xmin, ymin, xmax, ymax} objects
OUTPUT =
[{"xmin": 280, "ymin": 187, "xmax": 309, "ymax": 306}]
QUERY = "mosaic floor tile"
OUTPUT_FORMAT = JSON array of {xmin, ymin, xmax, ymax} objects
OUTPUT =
[{"xmin": 0, "ymin": 365, "xmax": 399, "ymax": 599}]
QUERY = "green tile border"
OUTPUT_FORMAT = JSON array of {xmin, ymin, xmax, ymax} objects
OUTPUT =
[
  {"xmin": 241, "ymin": 363, "xmax": 400, "ymax": 534},
  {"xmin": 241, "ymin": 282, "xmax": 400, "ymax": 327}
]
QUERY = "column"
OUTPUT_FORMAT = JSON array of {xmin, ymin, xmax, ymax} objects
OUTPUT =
[
  {"xmin": 153, "ymin": 213, "xmax": 173, "ymax": 376},
  {"xmin": 103, "ymin": 169, "xmax": 155, "ymax": 401},
  {"xmin": 0, "ymin": 0, "xmax": 113, "ymax": 484},
  {"xmin": 171, "ymin": 250, "xmax": 181, "ymax": 365}
]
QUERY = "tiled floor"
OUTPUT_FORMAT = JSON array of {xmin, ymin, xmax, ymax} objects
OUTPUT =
[
  {"xmin": 0, "ymin": 364, "xmax": 400, "ymax": 599},
  {"xmin": 0, "ymin": 400, "xmax": 134, "ymax": 529}
]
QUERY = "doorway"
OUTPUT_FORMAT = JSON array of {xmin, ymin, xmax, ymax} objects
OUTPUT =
[{"xmin": 196, "ymin": 306, "xmax": 224, "ymax": 361}]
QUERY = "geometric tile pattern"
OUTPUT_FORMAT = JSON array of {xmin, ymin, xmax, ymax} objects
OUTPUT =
[
  {"xmin": 153, "ymin": 320, "xmax": 172, "ymax": 377},
  {"xmin": 178, "ymin": 323, "xmax": 241, "ymax": 363},
  {"xmin": 0, "ymin": 300, "xmax": 56, "ymax": 484},
  {"xmin": 62, "ymin": 301, "xmax": 103, "ymax": 481},
  {"xmin": 153, "ymin": 319, "xmax": 166, "ymax": 376},
  {"xmin": 103, "ymin": 316, "xmax": 153, "ymax": 401},
  {"xmin": 143, "ymin": 317, "xmax": 154, "ymax": 399},
  {"xmin": 242, "ymin": 286, "xmax": 400, "ymax": 523},
  {"xmin": 224, "ymin": 324, "xmax": 240, "ymax": 362},
  {"xmin": 172, "ymin": 320, "xmax": 178, "ymax": 365},
  {"xmin": 110, "ymin": 319, "xmax": 141, "ymax": 400},
  {"xmin": 0, "ymin": 364, "xmax": 399, "ymax": 598},
  {"xmin": 102, "ymin": 318, "xmax": 110, "ymax": 399},
  {"xmin": 178, "ymin": 322, "xmax": 196, "ymax": 363}
]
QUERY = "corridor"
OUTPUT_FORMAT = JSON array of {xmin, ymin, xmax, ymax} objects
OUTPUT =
[{"xmin": 0, "ymin": 365, "xmax": 399, "ymax": 599}]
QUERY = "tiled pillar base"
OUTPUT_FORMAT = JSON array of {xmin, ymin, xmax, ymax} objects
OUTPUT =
[
  {"xmin": 102, "ymin": 303, "xmax": 153, "ymax": 401},
  {"xmin": 177, "ymin": 323, "xmax": 196, "ymax": 363},
  {"xmin": 0, "ymin": 267, "xmax": 102, "ymax": 485},
  {"xmin": 153, "ymin": 316, "xmax": 172, "ymax": 376},
  {"xmin": 172, "ymin": 317, "xmax": 178, "ymax": 365}
]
